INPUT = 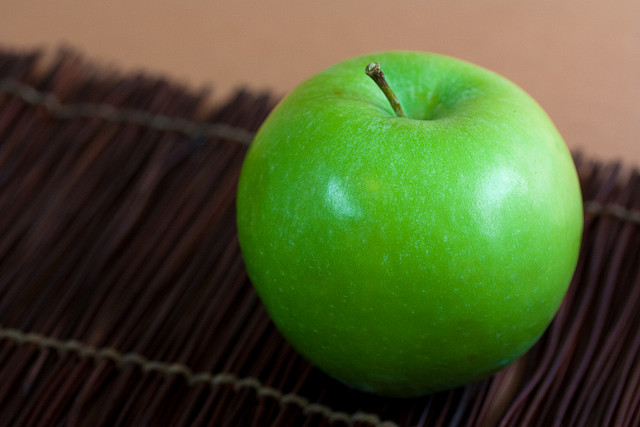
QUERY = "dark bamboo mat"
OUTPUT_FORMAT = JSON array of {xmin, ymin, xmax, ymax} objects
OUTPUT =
[{"xmin": 0, "ymin": 49, "xmax": 639, "ymax": 427}]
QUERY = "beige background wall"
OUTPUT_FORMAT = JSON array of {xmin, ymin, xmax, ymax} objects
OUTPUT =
[{"xmin": 1, "ymin": 1, "xmax": 639, "ymax": 166}]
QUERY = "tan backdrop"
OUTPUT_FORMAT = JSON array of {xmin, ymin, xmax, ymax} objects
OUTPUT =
[{"xmin": 1, "ymin": 0, "xmax": 638, "ymax": 166}]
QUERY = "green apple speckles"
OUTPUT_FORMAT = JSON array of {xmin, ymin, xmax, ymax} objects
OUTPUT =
[{"xmin": 236, "ymin": 51, "xmax": 583, "ymax": 397}]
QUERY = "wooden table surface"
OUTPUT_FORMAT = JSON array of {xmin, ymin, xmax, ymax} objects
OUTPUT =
[{"xmin": 2, "ymin": 0, "xmax": 638, "ymax": 166}]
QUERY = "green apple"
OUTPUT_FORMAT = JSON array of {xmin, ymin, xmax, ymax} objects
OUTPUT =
[{"xmin": 236, "ymin": 51, "xmax": 582, "ymax": 397}]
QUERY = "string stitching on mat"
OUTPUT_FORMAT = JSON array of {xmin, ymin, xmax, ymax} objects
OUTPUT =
[
  {"xmin": 1, "ymin": 78, "xmax": 638, "ymax": 225},
  {"xmin": 583, "ymin": 201, "xmax": 640, "ymax": 225},
  {"xmin": 0, "ymin": 326, "xmax": 398, "ymax": 427},
  {"xmin": 0, "ymin": 78, "xmax": 255, "ymax": 145}
]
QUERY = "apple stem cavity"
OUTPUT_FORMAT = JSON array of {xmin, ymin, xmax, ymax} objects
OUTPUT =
[{"xmin": 365, "ymin": 62, "xmax": 407, "ymax": 118}]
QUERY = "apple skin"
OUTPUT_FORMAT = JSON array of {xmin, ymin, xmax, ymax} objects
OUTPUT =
[{"xmin": 236, "ymin": 51, "xmax": 583, "ymax": 397}]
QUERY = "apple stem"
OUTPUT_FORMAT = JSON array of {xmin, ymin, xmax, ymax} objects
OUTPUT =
[{"xmin": 365, "ymin": 62, "xmax": 407, "ymax": 118}]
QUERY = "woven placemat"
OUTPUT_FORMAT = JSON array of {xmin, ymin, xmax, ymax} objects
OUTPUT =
[{"xmin": 0, "ymin": 49, "xmax": 639, "ymax": 427}]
